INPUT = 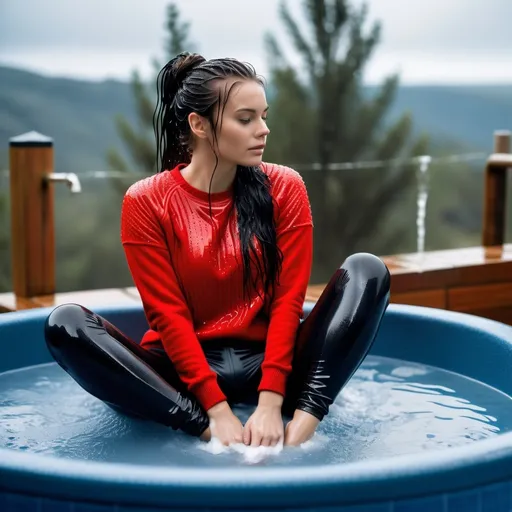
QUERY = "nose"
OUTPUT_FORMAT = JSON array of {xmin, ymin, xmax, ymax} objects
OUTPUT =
[{"xmin": 257, "ymin": 119, "xmax": 270, "ymax": 137}]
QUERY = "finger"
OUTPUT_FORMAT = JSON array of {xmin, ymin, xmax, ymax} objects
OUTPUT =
[
  {"xmin": 250, "ymin": 429, "xmax": 262, "ymax": 447},
  {"xmin": 261, "ymin": 436, "xmax": 271, "ymax": 447},
  {"xmin": 243, "ymin": 425, "xmax": 251, "ymax": 445},
  {"xmin": 233, "ymin": 430, "xmax": 243, "ymax": 444}
]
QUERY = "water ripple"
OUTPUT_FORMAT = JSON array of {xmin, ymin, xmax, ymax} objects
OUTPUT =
[{"xmin": 0, "ymin": 356, "xmax": 510, "ymax": 467}]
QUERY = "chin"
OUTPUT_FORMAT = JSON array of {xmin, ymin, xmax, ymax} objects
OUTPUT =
[{"xmin": 239, "ymin": 155, "xmax": 264, "ymax": 167}]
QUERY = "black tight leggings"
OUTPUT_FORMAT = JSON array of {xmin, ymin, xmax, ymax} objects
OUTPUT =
[{"xmin": 44, "ymin": 253, "xmax": 390, "ymax": 438}]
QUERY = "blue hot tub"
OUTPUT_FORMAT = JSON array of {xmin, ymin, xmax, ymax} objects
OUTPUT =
[{"xmin": 0, "ymin": 302, "xmax": 512, "ymax": 511}]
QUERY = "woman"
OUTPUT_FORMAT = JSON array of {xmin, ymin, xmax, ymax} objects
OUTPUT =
[{"xmin": 44, "ymin": 52, "xmax": 390, "ymax": 448}]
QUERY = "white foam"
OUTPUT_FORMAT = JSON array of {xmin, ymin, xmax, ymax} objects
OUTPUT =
[
  {"xmin": 198, "ymin": 437, "xmax": 283, "ymax": 464},
  {"xmin": 196, "ymin": 431, "xmax": 330, "ymax": 464},
  {"xmin": 299, "ymin": 432, "xmax": 329, "ymax": 451}
]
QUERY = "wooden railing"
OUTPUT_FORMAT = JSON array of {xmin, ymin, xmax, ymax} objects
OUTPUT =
[{"xmin": 1, "ymin": 130, "xmax": 511, "ymax": 325}]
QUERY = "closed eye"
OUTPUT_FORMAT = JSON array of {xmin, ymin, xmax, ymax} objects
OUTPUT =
[{"xmin": 239, "ymin": 117, "xmax": 268, "ymax": 125}]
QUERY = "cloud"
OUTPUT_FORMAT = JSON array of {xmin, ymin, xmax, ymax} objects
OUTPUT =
[
  {"xmin": 363, "ymin": 0, "xmax": 512, "ymax": 52},
  {"xmin": 0, "ymin": 0, "xmax": 511, "ymax": 83},
  {"xmin": 2, "ymin": 0, "xmax": 511, "ymax": 52},
  {"xmin": 0, "ymin": 0, "xmax": 166, "ymax": 50}
]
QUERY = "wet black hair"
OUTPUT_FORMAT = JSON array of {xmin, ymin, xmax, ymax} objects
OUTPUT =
[{"xmin": 153, "ymin": 52, "xmax": 283, "ymax": 303}]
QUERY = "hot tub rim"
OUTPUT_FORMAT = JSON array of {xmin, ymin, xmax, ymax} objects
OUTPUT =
[
  {"xmin": 0, "ymin": 431, "xmax": 511, "ymax": 508},
  {"xmin": 1, "ymin": 303, "xmax": 512, "ymax": 507}
]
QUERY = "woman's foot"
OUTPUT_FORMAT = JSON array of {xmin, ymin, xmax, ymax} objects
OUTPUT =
[
  {"xmin": 199, "ymin": 427, "xmax": 212, "ymax": 442},
  {"xmin": 284, "ymin": 410, "xmax": 320, "ymax": 446}
]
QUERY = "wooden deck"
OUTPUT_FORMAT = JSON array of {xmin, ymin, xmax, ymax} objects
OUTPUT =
[
  {"xmin": 2, "ymin": 243, "xmax": 511, "ymax": 326},
  {"xmin": 310, "ymin": 244, "xmax": 512, "ymax": 325}
]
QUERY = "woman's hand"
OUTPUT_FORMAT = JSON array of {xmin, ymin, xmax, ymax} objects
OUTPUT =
[
  {"xmin": 206, "ymin": 401, "xmax": 244, "ymax": 446},
  {"xmin": 243, "ymin": 391, "xmax": 284, "ymax": 447}
]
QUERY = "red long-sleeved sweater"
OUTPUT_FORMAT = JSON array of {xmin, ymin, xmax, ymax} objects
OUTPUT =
[{"xmin": 121, "ymin": 162, "xmax": 313, "ymax": 411}]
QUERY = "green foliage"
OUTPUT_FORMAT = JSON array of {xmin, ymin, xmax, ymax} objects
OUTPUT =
[{"xmin": 264, "ymin": 0, "xmax": 430, "ymax": 279}]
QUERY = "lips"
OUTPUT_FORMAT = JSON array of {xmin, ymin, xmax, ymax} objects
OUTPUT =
[{"xmin": 249, "ymin": 145, "xmax": 266, "ymax": 150}]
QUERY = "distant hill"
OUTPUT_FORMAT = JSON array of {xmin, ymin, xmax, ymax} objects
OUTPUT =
[
  {"xmin": 0, "ymin": 65, "xmax": 511, "ymax": 173},
  {"xmin": 385, "ymin": 84, "xmax": 512, "ymax": 151},
  {"xmin": 0, "ymin": 66, "xmax": 137, "ymax": 173}
]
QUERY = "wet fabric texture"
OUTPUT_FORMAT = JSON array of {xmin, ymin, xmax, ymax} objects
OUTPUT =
[
  {"xmin": 120, "ymin": 163, "xmax": 313, "ymax": 410},
  {"xmin": 44, "ymin": 252, "xmax": 390, "ymax": 437}
]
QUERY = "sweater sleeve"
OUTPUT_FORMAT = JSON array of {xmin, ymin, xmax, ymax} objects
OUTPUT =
[
  {"xmin": 121, "ymin": 184, "xmax": 227, "ymax": 411},
  {"xmin": 258, "ymin": 167, "xmax": 313, "ymax": 396}
]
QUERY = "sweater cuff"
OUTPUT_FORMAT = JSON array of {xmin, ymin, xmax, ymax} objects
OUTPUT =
[
  {"xmin": 193, "ymin": 376, "xmax": 227, "ymax": 412},
  {"xmin": 258, "ymin": 367, "xmax": 288, "ymax": 396}
]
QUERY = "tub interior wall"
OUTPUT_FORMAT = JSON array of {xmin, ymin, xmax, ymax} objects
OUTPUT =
[{"xmin": 1, "ymin": 304, "xmax": 511, "ymax": 397}]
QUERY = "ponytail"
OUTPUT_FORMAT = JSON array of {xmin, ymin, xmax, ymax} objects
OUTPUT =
[{"xmin": 153, "ymin": 53, "xmax": 205, "ymax": 172}]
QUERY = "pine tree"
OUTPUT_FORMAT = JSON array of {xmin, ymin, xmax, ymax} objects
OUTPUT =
[
  {"xmin": 106, "ymin": 3, "xmax": 195, "ymax": 182},
  {"xmin": 80, "ymin": 3, "xmax": 197, "ymax": 291},
  {"xmin": 264, "ymin": 0, "xmax": 429, "ymax": 280}
]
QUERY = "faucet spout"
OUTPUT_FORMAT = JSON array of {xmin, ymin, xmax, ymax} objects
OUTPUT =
[{"xmin": 45, "ymin": 173, "xmax": 82, "ymax": 193}]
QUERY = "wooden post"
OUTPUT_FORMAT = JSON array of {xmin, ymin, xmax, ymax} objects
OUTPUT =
[
  {"xmin": 9, "ymin": 131, "xmax": 56, "ymax": 299},
  {"xmin": 494, "ymin": 130, "xmax": 511, "ymax": 154},
  {"xmin": 482, "ymin": 130, "xmax": 511, "ymax": 246}
]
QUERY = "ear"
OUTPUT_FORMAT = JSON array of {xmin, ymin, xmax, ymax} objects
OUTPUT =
[{"xmin": 188, "ymin": 112, "xmax": 210, "ymax": 139}]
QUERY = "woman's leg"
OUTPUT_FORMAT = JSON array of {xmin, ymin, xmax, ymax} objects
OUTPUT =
[
  {"xmin": 283, "ymin": 253, "xmax": 390, "ymax": 440},
  {"xmin": 44, "ymin": 303, "xmax": 210, "ymax": 438}
]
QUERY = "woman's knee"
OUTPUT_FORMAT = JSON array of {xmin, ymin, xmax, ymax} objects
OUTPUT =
[
  {"xmin": 44, "ymin": 303, "xmax": 93, "ymax": 349},
  {"xmin": 339, "ymin": 252, "xmax": 390, "ymax": 296},
  {"xmin": 342, "ymin": 252, "xmax": 389, "ymax": 280}
]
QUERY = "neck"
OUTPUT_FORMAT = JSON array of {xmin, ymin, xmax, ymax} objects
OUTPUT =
[{"xmin": 181, "ymin": 146, "xmax": 237, "ymax": 194}]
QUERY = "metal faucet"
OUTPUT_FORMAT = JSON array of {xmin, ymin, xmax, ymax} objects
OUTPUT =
[{"xmin": 45, "ymin": 173, "xmax": 82, "ymax": 193}]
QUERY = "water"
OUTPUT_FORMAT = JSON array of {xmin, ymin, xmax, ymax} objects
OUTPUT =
[
  {"xmin": 416, "ymin": 155, "xmax": 432, "ymax": 255},
  {"xmin": 1, "ymin": 356, "xmax": 511, "ymax": 467}
]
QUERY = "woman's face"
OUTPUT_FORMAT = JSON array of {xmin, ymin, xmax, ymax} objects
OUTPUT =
[{"xmin": 212, "ymin": 79, "xmax": 270, "ymax": 167}]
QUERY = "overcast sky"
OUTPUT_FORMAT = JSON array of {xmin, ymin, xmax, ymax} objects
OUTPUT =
[{"xmin": 1, "ymin": 0, "xmax": 511, "ymax": 84}]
